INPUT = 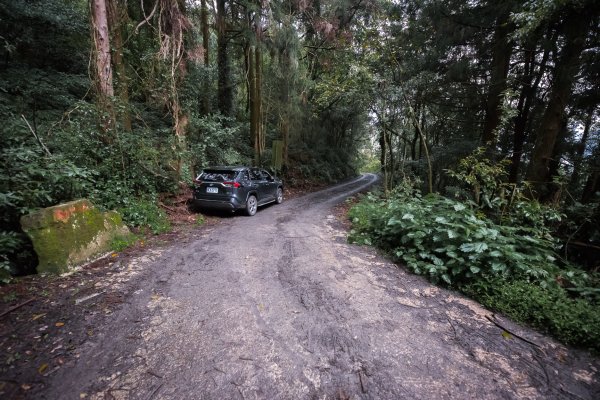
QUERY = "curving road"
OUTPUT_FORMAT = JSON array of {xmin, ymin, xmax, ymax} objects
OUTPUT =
[{"xmin": 42, "ymin": 174, "xmax": 599, "ymax": 399}]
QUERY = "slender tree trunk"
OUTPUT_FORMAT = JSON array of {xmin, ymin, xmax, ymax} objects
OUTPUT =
[
  {"xmin": 200, "ymin": 0, "xmax": 210, "ymax": 114},
  {"xmin": 380, "ymin": 127, "xmax": 389, "ymax": 195},
  {"xmin": 280, "ymin": 49, "xmax": 290, "ymax": 169},
  {"xmin": 281, "ymin": 114, "xmax": 289, "ymax": 168},
  {"xmin": 411, "ymin": 129, "xmax": 418, "ymax": 161},
  {"xmin": 250, "ymin": 1, "xmax": 264, "ymax": 166},
  {"xmin": 254, "ymin": 42, "xmax": 266, "ymax": 161},
  {"xmin": 379, "ymin": 128, "xmax": 386, "ymax": 174},
  {"xmin": 509, "ymin": 35, "xmax": 551, "ymax": 183},
  {"xmin": 581, "ymin": 144, "xmax": 600, "ymax": 203},
  {"xmin": 526, "ymin": 8, "xmax": 592, "ymax": 199},
  {"xmin": 217, "ymin": 0, "xmax": 232, "ymax": 116},
  {"xmin": 250, "ymin": 45, "xmax": 264, "ymax": 166},
  {"xmin": 570, "ymin": 107, "xmax": 595, "ymax": 193},
  {"xmin": 107, "ymin": 0, "xmax": 131, "ymax": 131},
  {"xmin": 405, "ymin": 96, "xmax": 432, "ymax": 194},
  {"xmin": 91, "ymin": 0, "xmax": 115, "ymax": 139},
  {"xmin": 482, "ymin": 11, "xmax": 513, "ymax": 147},
  {"xmin": 249, "ymin": 46, "xmax": 259, "ymax": 165},
  {"xmin": 389, "ymin": 129, "xmax": 396, "ymax": 189}
]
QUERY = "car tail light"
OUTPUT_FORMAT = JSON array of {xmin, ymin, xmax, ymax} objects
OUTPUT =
[
  {"xmin": 193, "ymin": 179, "xmax": 202, "ymax": 185},
  {"xmin": 223, "ymin": 181, "xmax": 240, "ymax": 188}
]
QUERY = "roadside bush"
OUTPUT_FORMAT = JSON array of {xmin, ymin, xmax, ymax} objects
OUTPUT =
[
  {"xmin": 349, "ymin": 191, "xmax": 559, "ymax": 285},
  {"xmin": 118, "ymin": 199, "xmax": 171, "ymax": 235},
  {"xmin": 461, "ymin": 277, "xmax": 600, "ymax": 352}
]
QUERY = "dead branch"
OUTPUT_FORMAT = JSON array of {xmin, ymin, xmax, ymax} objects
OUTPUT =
[
  {"xmin": 158, "ymin": 202, "xmax": 177, "ymax": 213},
  {"xmin": 485, "ymin": 314, "xmax": 542, "ymax": 349},
  {"xmin": 22, "ymin": 115, "xmax": 51, "ymax": 156},
  {"xmin": 567, "ymin": 241, "xmax": 600, "ymax": 252},
  {"xmin": 0, "ymin": 298, "xmax": 36, "ymax": 319}
]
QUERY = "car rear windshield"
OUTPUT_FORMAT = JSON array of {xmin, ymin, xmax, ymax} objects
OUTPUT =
[{"xmin": 199, "ymin": 170, "xmax": 238, "ymax": 182}]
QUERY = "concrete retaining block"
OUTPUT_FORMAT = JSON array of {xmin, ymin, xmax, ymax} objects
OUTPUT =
[{"xmin": 20, "ymin": 199, "xmax": 130, "ymax": 274}]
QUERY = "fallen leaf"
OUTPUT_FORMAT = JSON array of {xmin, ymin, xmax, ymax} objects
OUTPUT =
[
  {"xmin": 111, "ymin": 253, "xmax": 118, "ymax": 257},
  {"xmin": 501, "ymin": 331, "xmax": 512, "ymax": 340},
  {"xmin": 80, "ymin": 393, "xmax": 88, "ymax": 398},
  {"xmin": 55, "ymin": 322, "xmax": 65, "ymax": 327},
  {"xmin": 38, "ymin": 363, "xmax": 49, "ymax": 374},
  {"xmin": 21, "ymin": 384, "xmax": 32, "ymax": 391},
  {"xmin": 32, "ymin": 313, "xmax": 46, "ymax": 321}
]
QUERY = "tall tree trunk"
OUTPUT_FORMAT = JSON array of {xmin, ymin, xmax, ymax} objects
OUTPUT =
[
  {"xmin": 526, "ymin": 7, "xmax": 592, "ymax": 199},
  {"xmin": 156, "ymin": 0, "xmax": 189, "ymax": 177},
  {"xmin": 250, "ymin": 44, "xmax": 263, "ymax": 166},
  {"xmin": 509, "ymin": 36, "xmax": 551, "ymax": 183},
  {"xmin": 581, "ymin": 144, "xmax": 600, "ymax": 203},
  {"xmin": 281, "ymin": 113, "xmax": 289, "ymax": 168},
  {"xmin": 217, "ymin": 0, "xmax": 232, "ymax": 116},
  {"xmin": 379, "ymin": 127, "xmax": 389, "ymax": 195},
  {"xmin": 546, "ymin": 118, "xmax": 569, "ymax": 204},
  {"xmin": 256, "ymin": 45, "xmax": 264, "ymax": 157},
  {"xmin": 570, "ymin": 107, "xmax": 595, "ymax": 194},
  {"xmin": 249, "ymin": 46, "xmax": 258, "ymax": 165},
  {"xmin": 279, "ymin": 49, "xmax": 290, "ymax": 169},
  {"xmin": 107, "ymin": 0, "xmax": 131, "ymax": 131},
  {"xmin": 91, "ymin": 0, "xmax": 115, "ymax": 139},
  {"xmin": 200, "ymin": 0, "xmax": 210, "ymax": 114},
  {"xmin": 250, "ymin": 1, "xmax": 264, "ymax": 166},
  {"xmin": 481, "ymin": 10, "xmax": 513, "ymax": 147}
]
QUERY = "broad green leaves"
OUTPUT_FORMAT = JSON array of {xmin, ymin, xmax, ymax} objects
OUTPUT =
[{"xmin": 349, "ymin": 189, "xmax": 562, "ymax": 285}]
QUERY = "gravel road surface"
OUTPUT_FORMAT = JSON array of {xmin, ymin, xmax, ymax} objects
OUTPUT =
[{"xmin": 39, "ymin": 174, "xmax": 599, "ymax": 399}]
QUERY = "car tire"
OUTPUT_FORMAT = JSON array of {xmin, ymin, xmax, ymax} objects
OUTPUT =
[
  {"xmin": 276, "ymin": 187, "xmax": 283, "ymax": 204},
  {"xmin": 246, "ymin": 195, "xmax": 257, "ymax": 216}
]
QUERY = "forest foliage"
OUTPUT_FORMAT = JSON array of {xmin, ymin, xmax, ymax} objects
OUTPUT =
[{"xmin": 1, "ymin": 0, "xmax": 599, "ymax": 349}]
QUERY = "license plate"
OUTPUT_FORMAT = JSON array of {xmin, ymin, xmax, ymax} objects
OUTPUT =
[{"xmin": 206, "ymin": 187, "xmax": 218, "ymax": 194}]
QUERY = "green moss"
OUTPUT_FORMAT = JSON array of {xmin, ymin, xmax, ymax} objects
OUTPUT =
[{"xmin": 20, "ymin": 199, "xmax": 130, "ymax": 274}]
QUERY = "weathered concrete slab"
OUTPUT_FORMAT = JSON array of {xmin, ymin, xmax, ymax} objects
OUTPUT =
[{"xmin": 20, "ymin": 199, "xmax": 130, "ymax": 274}]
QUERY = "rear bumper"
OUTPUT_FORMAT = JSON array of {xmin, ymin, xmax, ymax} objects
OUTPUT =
[{"xmin": 192, "ymin": 197, "xmax": 244, "ymax": 210}]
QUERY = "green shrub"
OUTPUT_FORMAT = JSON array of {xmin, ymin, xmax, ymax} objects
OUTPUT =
[
  {"xmin": 349, "ymin": 192, "xmax": 558, "ymax": 285},
  {"xmin": 461, "ymin": 277, "xmax": 600, "ymax": 352},
  {"xmin": 110, "ymin": 234, "xmax": 139, "ymax": 252},
  {"xmin": 118, "ymin": 199, "xmax": 171, "ymax": 235}
]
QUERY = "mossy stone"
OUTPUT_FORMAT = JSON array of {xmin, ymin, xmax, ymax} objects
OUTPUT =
[{"xmin": 20, "ymin": 199, "xmax": 131, "ymax": 274}]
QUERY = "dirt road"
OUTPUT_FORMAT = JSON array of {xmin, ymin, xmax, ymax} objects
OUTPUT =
[{"xmin": 28, "ymin": 175, "xmax": 600, "ymax": 398}]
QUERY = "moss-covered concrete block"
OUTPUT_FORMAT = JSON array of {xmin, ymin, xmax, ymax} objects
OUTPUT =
[{"xmin": 20, "ymin": 199, "xmax": 131, "ymax": 274}]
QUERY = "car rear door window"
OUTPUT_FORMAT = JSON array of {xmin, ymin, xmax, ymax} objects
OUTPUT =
[{"xmin": 201, "ymin": 170, "xmax": 237, "ymax": 182}]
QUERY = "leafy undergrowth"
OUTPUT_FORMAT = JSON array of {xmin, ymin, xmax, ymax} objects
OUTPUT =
[{"xmin": 348, "ymin": 189, "xmax": 600, "ymax": 353}]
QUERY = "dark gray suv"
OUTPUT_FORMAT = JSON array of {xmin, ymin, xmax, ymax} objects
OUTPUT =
[{"xmin": 192, "ymin": 166, "xmax": 283, "ymax": 216}]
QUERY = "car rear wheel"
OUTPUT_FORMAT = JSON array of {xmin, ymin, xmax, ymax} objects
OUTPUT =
[
  {"xmin": 276, "ymin": 187, "xmax": 283, "ymax": 204},
  {"xmin": 246, "ymin": 195, "xmax": 257, "ymax": 216}
]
